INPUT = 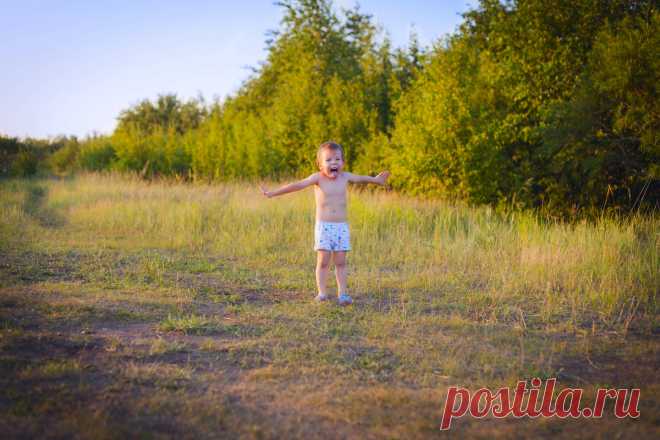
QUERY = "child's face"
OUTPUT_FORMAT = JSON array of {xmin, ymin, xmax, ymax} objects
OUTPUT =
[{"xmin": 319, "ymin": 148, "xmax": 344, "ymax": 179}]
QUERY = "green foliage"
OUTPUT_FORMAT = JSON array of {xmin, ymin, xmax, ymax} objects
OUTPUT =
[
  {"xmin": 0, "ymin": 135, "xmax": 69, "ymax": 177},
  {"xmin": 186, "ymin": 0, "xmax": 415, "ymax": 180},
  {"xmin": 112, "ymin": 94, "xmax": 206, "ymax": 176},
  {"xmin": 49, "ymin": 137, "xmax": 80, "ymax": 174},
  {"xmin": 389, "ymin": 0, "xmax": 658, "ymax": 214},
  {"xmin": 0, "ymin": 136, "xmax": 23, "ymax": 176},
  {"xmin": 78, "ymin": 135, "xmax": 116, "ymax": 171},
  {"xmin": 11, "ymin": 149, "xmax": 39, "ymax": 177},
  {"xmin": 541, "ymin": 11, "xmax": 660, "ymax": 212},
  {"xmin": 6, "ymin": 0, "xmax": 658, "ymax": 216}
]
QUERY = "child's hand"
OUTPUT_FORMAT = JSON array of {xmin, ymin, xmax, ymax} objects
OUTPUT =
[
  {"xmin": 259, "ymin": 185, "xmax": 273, "ymax": 198},
  {"xmin": 375, "ymin": 171, "xmax": 390, "ymax": 185}
]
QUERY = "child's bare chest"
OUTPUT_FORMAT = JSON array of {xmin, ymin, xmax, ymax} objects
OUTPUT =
[
  {"xmin": 314, "ymin": 176, "xmax": 348, "ymax": 221},
  {"xmin": 316, "ymin": 177, "xmax": 348, "ymax": 198}
]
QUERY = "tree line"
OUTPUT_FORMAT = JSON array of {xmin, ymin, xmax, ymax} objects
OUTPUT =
[{"xmin": 2, "ymin": 0, "xmax": 658, "ymax": 215}]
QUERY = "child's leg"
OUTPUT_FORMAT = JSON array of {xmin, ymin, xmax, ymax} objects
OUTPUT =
[
  {"xmin": 316, "ymin": 251, "xmax": 332, "ymax": 296},
  {"xmin": 333, "ymin": 251, "xmax": 348, "ymax": 296}
]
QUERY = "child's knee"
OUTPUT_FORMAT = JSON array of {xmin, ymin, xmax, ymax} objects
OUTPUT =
[
  {"xmin": 333, "ymin": 254, "xmax": 347, "ymax": 268},
  {"xmin": 317, "ymin": 253, "xmax": 332, "ymax": 269}
]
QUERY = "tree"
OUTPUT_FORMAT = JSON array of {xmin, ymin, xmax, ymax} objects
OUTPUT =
[
  {"xmin": 112, "ymin": 94, "xmax": 206, "ymax": 176},
  {"xmin": 389, "ymin": 0, "xmax": 658, "ymax": 213}
]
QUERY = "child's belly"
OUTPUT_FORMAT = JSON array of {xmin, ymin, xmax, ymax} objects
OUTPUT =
[{"xmin": 316, "ymin": 202, "xmax": 347, "ymax": 222}]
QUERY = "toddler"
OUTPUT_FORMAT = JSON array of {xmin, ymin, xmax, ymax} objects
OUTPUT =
[{"xmin": 260, "ymin": 141, "xmax": 390, "ymax": 305}]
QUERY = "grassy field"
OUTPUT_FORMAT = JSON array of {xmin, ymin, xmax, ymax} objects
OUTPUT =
[{"xmin": 0, "ymin": 173, "xmax": 658, "ymax": 438}]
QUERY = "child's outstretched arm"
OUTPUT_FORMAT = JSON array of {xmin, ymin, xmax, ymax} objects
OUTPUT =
[
  {"xmin": 346, "ymin": 171, "xmax": 390, "ymax": 186},
  {"xmin": 260, "ymin": 173, "xmax": 319, "ymax": 198}
]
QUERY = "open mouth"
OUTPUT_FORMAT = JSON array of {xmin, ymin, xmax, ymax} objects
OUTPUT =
[{"xmin": 328, "ymin": 166, "xmax": 339, "ymax": 177}]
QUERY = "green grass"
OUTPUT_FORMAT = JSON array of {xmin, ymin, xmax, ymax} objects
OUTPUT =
[
  {"xmin": 148, "ymin": 337, "xmax": 188, "ymax": 355},
  {"xmin": 0, "ymin": 173, "xmax": 657, "ymax": 438},
  {"xmin": 20, "ymin": 360, "xmax": 82, "ymax": 379},
  {"xmin": 158, "ymin": 314, "xmax": 221, "ymax": 335}
]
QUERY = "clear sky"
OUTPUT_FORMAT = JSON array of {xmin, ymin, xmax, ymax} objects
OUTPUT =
[{"xmin": 1, "ymin": 0, "xmax": 477, "ymax": 139}]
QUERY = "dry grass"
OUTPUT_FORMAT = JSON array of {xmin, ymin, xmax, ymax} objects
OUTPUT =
[{"xmin": 0, "ymin": 173, "xmax": 657, "ymax": 438}]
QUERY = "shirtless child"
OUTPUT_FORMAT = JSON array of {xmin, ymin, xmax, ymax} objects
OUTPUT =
[{"xmin": 260, "ymin": 141, "xmax": 390, "ymax": 305}]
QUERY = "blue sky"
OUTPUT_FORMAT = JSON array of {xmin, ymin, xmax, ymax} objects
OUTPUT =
[{"xmin": 1, "ymin": 0, "xmax": 477, "ymax": 138}]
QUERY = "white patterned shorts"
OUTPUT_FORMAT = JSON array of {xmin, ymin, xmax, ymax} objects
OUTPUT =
[{"xmin": 314, "ymin": 221, "xmax": 351, "ymax": 252}]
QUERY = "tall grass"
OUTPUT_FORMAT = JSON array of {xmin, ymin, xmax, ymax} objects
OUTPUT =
[{"xmin": 1, "ymin": 172, "xmax": 657, "ymax": 331}]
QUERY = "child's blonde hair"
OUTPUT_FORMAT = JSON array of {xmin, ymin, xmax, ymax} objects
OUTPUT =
[{"xmin": 316, "ymin": 141, "xmax": 344, "ymax": 168}]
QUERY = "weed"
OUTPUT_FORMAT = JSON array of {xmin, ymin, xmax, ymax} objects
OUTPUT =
[{"xmin": 158, "ymin": 314, "xmax": 220, "ymax": 335}]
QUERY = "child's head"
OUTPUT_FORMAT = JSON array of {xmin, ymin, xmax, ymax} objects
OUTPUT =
[{"xmin": 316, "ymin": 141, "xmax": 345, "ymax": 179}]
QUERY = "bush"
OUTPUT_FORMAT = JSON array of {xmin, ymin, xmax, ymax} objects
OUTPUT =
[
  {"xmin": 78, "ymin": 136, "xmax": 117, "ymax": 171},
  {"xmin": 49, "ymin": 137, "xmax": 80, "ymax": 174},
  {"xmin": 11, "ymin": 148, "xmax": 39, "ymax": 177}
]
